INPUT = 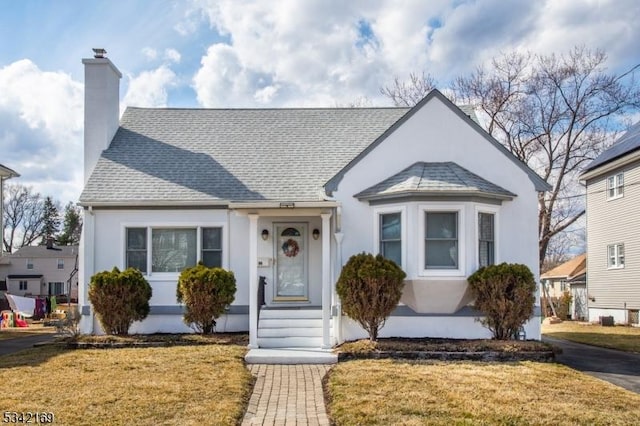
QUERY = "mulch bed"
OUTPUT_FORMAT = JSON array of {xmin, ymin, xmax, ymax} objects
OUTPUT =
[
  {"xmin": 60, "ymin": 332, "xmax": 249, "ymax": 349},
  {"xmin": 335, "ymin": 338, "xmax": 556, "ymax": 362}
]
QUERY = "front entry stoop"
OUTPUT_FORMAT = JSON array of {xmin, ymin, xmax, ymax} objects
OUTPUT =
[{"xmin": 245, "ymin": 348, "xmax": 338, "ymax": 364}]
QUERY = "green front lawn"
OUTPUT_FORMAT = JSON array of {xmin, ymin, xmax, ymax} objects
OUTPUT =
[
  {"xmin": 327, "ymin": 359, "xmax": 640, "ymax": 425},
  {"xmin": 0, "ymin": 341, "xmax": 251, "ymax": 425},
  {"xmin": 543, "ymin": 321, "xmax": 640, "ymax": 353}
]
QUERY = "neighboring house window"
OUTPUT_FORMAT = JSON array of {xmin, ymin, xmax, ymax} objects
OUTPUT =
[
  {"xmin": 126, "ymin": 228, "xmax": 148, "ymax": 273},
  {"xmin": 57, "ymin": 258, "xmax": 64, "ymax": 269},
  {"xmin": 201, "ymin": 227, "xmax": 223, "ymax": 268},
  {"xmin": 607, "ymin": 243, "xmax": 625, "ymax": 269},
  {"xmin": 379, "ymin": 212, "xmax": 402, "ymax": 266},
  {"xmin": 49, "ymin": 282, "xmax": 64, "ymax": 295},
  {"xmin": 478, "ymin": 212, "xmax": 495, "ymax": 267},
  {"xmin": 607, "ymin": 172, "xmax": 624, "ymax": 199},
  {"xmin": 19, "ymin": 281, "xmax": 28, "ymax": 291},
  {"xmin": 425, "ymin": 211, "xmax": 458, "ymax": 269},
  {"xmin": 126, "ymin": 226, "xmax": 224, "ymax": 274},
  {"xmin": 560, "ymin": 280, "xmax": 567, "ymax": 292},
  {"xmin": 26, "ymin": 259, "xmax": 33, "ymax": 269}
]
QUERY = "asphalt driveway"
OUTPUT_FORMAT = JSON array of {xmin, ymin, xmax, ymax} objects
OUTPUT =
[
  {"xmin": 543, "ymin": 336, "xmax": 640, "ymax": 394},
  {"xmin": 0, "ymin": 334, "xmax": 56, "ymax": 357}
]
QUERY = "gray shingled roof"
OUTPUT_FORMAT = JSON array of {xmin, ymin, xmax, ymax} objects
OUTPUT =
[
  {"xmin": 80, "ymin": 107, "xmax": 409, "ymax": 204},
  {"xmin": 9, "ymin": 245, "xmax": 79, "ymax": 258},
  {"xmin": 583, "ymin": 121, "xmax": 640, "ymax": 173},
  {"xmin": 355, "ymin": 162, "xmax": 516, "ymax": 201}
]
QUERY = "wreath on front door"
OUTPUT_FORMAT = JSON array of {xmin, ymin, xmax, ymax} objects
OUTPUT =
[{"xmin": 282, "ymin": 239, "xmax": 300, "ymax": 257}]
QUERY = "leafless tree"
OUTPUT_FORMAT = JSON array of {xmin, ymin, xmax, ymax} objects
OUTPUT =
[
  {"xmin": 2, "ymin": 183, "xmax": 46, "ymax": 252},
  {"xmin": 381, "ymin": 47, "xmax": 640, "ymax": 268},
  {"xmin": 380, "ymin": 71, "xmax": 437, "ymax": 107}
]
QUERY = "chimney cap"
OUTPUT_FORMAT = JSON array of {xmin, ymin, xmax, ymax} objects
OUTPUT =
[{"xmin": 92, "ymin": 48, "xmax": 107, "ymax": 59}]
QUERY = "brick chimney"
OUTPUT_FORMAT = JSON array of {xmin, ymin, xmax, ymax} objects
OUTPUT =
[{"xmin": 82, "ymin": 48, "xmax": 122, "ymax": 184}]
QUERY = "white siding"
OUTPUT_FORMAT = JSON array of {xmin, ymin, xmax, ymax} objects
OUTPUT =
[{"xmin": 586, "ymin": 160, "xmax": 640, "ymax": 311}]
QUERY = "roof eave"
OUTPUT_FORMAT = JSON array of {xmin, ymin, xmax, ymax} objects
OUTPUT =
[
  {"xmin": 78, "ymin": 200, "xmax": 231, "ymax": 208},
  {"xmin": 355, "ymin": 190, "xmax": 515, "ymax": 202},
  {"xmin": 580, "ymin": 148, "xmax": 640, "ymax": 182}
]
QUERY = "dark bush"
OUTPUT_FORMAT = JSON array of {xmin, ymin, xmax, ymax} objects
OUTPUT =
[
  {"xmin": 88, "ymin": 267, "xmax": 152, "ymax": 335},
  {"xmin": 467, "ymin": 263, "xmax": 536, "ymax": 340},
  {"xmin": 177, "ymin": 263, "xmax": 236, "ymax": 334},
  {"xmin": 336, "ymin": 253, "xmax": 406, "ymax": 341}
]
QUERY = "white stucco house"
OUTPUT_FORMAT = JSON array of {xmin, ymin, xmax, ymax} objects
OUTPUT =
[{"xmin": 78, "ymin": 52, "xmax": 549, "ymax": 346}]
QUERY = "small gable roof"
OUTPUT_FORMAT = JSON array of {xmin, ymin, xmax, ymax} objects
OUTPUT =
[
  {"xmin": 541, "ymin": 253, "xmax": 586, "ymax": 280},
  {"xmin": 355, "ymin": 162, "xmax": 516, "ymax": 201},
  {"xmin": 325, "ymin": 90, "xmax": 550, "ymax": 194},
  {"xmin": 0, "ymin": 164, "xmax": 19, "ymax": 179},
  {"xmin": 80, "ymin": 107, "xmax": 408, "ymax": 205},
  {"xmin": 582, "ymin": 121, "xmax": 640, "ymax": 174},
  {"xmin": 9, "ymin": 245, "xmax": 79, "ymax": 258}
]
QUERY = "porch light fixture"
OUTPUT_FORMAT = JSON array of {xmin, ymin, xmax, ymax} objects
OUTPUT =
[
  {"xmin": 261, "ymin": 229, "xmax": 269, "ymax": 241},
  {"xmin": 312, "ymin": 229, "xmax": 320, "ymax": 240}
]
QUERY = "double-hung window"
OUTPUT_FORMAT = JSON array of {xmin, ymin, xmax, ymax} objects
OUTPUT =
[
  {"xmin": 607, "ymin": 243, "xmax": 624, "ymax": 269},
  {"xmin": 126, "ymin": 226, "xmax": 224, "ymax": 274},
  {"xmin": 425, "ymin": 211, "xmax": 459, "ymax": 270},
  {"xmin": 19, "ymin": 280, "xmax": 28, "ymax": 291},
  {"xmin": 379, "ymin": 212, "xmax": 402, "ymax": 266},
  {"xmin": 478, "ymin": 212, "xmax": 495, "ymax": 267},
  {"xmin": 607, "ymin": 172, "xmax": 624, "ymax": 200},
  {"xmin": 57, "ymin": 258, "xmax": 64, "ymax": 269},
  {"xmin": 26, "ymin": 259, "xmax": 33, "ymax": 270}
]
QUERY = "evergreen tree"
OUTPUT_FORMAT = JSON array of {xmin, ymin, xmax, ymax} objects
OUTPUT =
[
  {"xmin": 58, "ymin": 202, "xmax": 82, "ymax": 246},
  {"xmin": 40, "ymin": 196, "xmax": 60, "ymax": 245}
]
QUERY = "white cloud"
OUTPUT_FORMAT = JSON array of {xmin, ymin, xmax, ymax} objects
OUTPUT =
[
  {"xmin": 142, "ymin": 47, "xmax": 158, "ymax": 61},
  {"xmin": 0, "ymin": 60, "xmax": 84, "ymax": 204},
  {"xmin": 164, "ymin": 48, "xmax": 181, "ymax": 64},
  {"xmin": 122, "ymin": 65, "xmax": 177, "ymax": 108}
]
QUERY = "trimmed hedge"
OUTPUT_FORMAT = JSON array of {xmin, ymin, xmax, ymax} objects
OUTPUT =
[
  {"xmin": 467, "ymin": 263, "xmax": 536, "ymax": 340},
  {"xmin": 177, "ymin": 263, "xmax": 236, "ymax": 334},
  {"xmin": 88, "ymin": 267, "xmax": 152, "ymax": 335},
  {"xmin": 336, "ymin": 253, "xmax": 406, "ymax": 341}
]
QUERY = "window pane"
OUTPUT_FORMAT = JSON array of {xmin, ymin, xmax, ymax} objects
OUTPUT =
[
  {"xmin": 152, "ymin": 229, "xmax": 197, "ymax": 272},
  {"xmin": 479, "ymin": 241, "xmax": 495, "ymax": 267},
  {"xmin": 202, "ymin": 251, "xmax": 222, "ymax": 268},
  {"xmin": 426, "ymin": 240, "xmax": 458, "ymax": 268},
  {"xmin": 381, "ymin": 241, "xmax": 401, "ymax": 266},
  {"xmin": 381, "ymin": 213, "xmax": 401, "ymax": 240},
  {"xmin": 426, "ymin": 212, "xmax": 457, "ymax": 239},
  {"xmin": 127, "ymin": 228, "xmax": 147, "ymax": 249},
  {"xmin": 202, "ymin": 227, "xmax": 221, "ymax": 250},
  {"xmin": 127, "ymin": 251, "xmax": 147, "ymax": 273},
  {"xmin": 479, "ymin": 213, "xmax": 494, "ymax": 241}
]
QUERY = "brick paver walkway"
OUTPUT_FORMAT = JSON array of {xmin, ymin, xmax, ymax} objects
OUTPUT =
[{"xmin": 242, "ymin": 364, "xmax": 332, "ymax": 425}]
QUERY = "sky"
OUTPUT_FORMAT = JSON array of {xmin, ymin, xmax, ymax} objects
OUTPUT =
[{"xmin": 1, "ymin": 0, "xmax": 639, "ymax": 207}]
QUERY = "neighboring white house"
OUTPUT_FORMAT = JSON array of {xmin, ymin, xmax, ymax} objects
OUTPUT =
[
  {"xmin": 581, "ymin": 122, "xmax": 640, "ymax": 325},
  {"xmin": 3, "ymin": 244, "xmax": 79, "ymax": 301},
  {"xmin": 78, "ymin": 51, "xmax": 549, "ymax": 346}
]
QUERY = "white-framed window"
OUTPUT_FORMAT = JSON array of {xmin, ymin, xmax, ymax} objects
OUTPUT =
[
  {"xmin": 607, "ymin": 243, "xmax": 625, "ymax": 269},
  {"xmin": 478, "ymin": 212, "xmax": 495, "ymax": 268},
  {"xmin": 560, "ymin": 280, "xmax": 567, "ymax": 292},
  {"xmin": 48, "ymin": 282, "xmax": 64, "ymax": 295},
  {"xmin": 607, "ymin": 172, "xmax": 624, "ymax": 200},
  {"xmin": 19, "ymin": 280, "xmax": 28, "ymax": 291},
  {"xmin": 373, "ymin": 206, "xmax": 406, "ymax": 271},
  {"xmin": 419, "ymin": 204, "xmax": 465, "ymax": 276},
  {"xmin": 26, "ymin": 259, "xmax": 33, "ymax": 269},
  {"xmin": 125, "ymin": 226, "xmax": 224, "ymax": 275},
  {"xmin": 57, "ymin": 258, "xmax": 64, "ymax": 269}
]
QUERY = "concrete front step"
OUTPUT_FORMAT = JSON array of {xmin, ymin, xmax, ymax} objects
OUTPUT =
[
  {"xmin": 259, "ymin": 308, "xmax": 323, "ymax": 319},
  {"xmin": 259, "ymin": 327, "xmax": 324, "ymax": 337},
  {"xmin": 245, "ymin": 348, "xmax": 338, "ymax": 364},
  {"xmin": 258, "ymin": 318, "xmax": 324, "ymax": 329},
  {"xmin": 258, "ymin": 336, "xmax": 324, "ymax": 348}
]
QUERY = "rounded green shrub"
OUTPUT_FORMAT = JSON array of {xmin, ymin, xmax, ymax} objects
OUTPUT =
[
  {"xmin": 177, "ymin": 263, "xmax": 236, "ymax": 334},
  {"xmin": 88, "ymin": 267, "xmax": 152, "ymax": 335},
  {"xmin": 467, "ymin": 263, "xmax": 536, "ymax": 340},
  {"xmin": 336, "ymin": 253, "xmax": 406, "ymax": 341}
]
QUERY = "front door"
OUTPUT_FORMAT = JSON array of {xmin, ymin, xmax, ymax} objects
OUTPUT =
[{"xmin": 274, "ymin": 223, "xmax": 308, "ymax": 301}]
